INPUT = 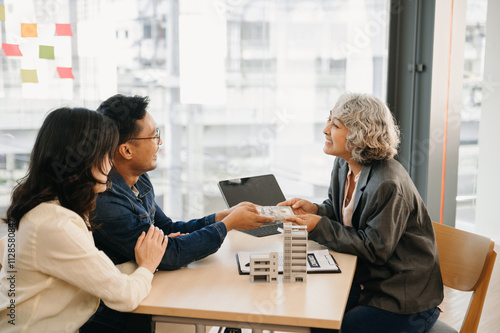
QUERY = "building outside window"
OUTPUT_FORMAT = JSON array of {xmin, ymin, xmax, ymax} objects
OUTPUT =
[
  {"xmin": 455, "ymin": 0, "xmax": 488, "ymax": 231},
  {"xmin": 0, "ymin": 0, "xmax": 390, "ymax": 223}
]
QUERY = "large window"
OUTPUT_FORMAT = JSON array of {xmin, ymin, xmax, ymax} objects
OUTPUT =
[
  {"xmin": 0, "ymin": 0, "xmax": 390, "ymax": 221},
  {"xmin": 455, "ymin": 0, "xmax": 487, "ymax": 231}
]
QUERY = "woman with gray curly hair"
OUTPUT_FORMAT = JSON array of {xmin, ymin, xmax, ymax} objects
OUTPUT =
[{"xmin": 280, "ymin": 93, "xmax": 443, "ymax": 333}]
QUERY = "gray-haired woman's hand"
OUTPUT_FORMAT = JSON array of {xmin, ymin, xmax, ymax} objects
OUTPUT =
[{"xmin": 278, "ymin": 198, "xmax": 318, "ymax": 215}]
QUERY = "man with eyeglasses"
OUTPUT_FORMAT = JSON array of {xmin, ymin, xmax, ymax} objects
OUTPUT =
[{"xmin": 81, "ymin": 94, "xmax": 273, "ymax": 333}]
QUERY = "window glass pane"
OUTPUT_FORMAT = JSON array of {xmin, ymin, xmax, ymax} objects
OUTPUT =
[
  {"xmin": 456, "ymin": 0, "xmax": 487, "ymax": 231},
  {"xmin": 0, "ymin": 0, "xmax": 390, "ymax": 221}
]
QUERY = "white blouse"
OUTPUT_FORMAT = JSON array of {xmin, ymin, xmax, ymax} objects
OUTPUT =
[{"xmin": 0, "ymin": 200, "xmax": 153, "ymax": 333}]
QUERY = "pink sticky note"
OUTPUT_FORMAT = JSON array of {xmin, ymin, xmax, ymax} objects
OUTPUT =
[
  {"xmin": 2, "ymin": 43, "xmax": 23, "ymax": 56},
  {"xmin": 55, "ymin": 23, "xmax": 73, "ymax": 37},
  {"xmin": 57, "ymin": 67, "xmax": 74, "ymax": 79}
]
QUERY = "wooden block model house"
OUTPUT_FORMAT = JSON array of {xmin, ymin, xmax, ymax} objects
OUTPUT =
[
  {"xmin": 249, "ymin": 252, "xmax": 279, "ymax": 282},
  {"xmin": 283, "ymin": 222, "xmax": 308, "ymax": 283}
]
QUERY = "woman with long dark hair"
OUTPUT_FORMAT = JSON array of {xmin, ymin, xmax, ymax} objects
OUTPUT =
[{"xmin": 0, "ymin": 107, "xmax": 167, "ymax": 332}]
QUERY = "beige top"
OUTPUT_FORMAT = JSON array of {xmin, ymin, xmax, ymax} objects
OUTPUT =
[
  {"xmin": 0, "ymin": 200, "xmax": 153, "ymax": 333},
  {"xmin": 342, "ymin": 168, "xmax": 360, "ymax": 227}
]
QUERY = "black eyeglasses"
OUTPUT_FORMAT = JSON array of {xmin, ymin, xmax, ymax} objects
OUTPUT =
[{"xmin": 128, "ymin": 128, "xmax": 161, "ymax": 145}]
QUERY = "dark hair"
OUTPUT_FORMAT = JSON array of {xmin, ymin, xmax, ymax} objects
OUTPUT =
[
  {"xmin": 2, "ymin": 107, "xmax": 119, "ymax": 230},
  {"xmin": 97, "ymin": 94, "xmax": 149, "ymax": 144}
]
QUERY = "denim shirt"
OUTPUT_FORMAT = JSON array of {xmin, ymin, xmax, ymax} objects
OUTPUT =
[
  {"xmin": 83, "ymin": 170, "xmax": 228, "ymax": 333},
  {"xmin": 92, "ymin": 169, "xmax": 228, "ymax": 271}
]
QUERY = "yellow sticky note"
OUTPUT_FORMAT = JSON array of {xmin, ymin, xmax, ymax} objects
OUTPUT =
[
  {"xmin": 39, "ymin": 45, "xmax": 55, "ymax": 59},
  {"xmin": 0, "ymin": 5, "xmax": 6, "ymax": 21},
  {"xmin": 21, "ymin": 23, "xmax": 38, "ymax": 37},
  {"xmin": 20, "ymin": 69, "xmax": 39, "ymax": 83}
]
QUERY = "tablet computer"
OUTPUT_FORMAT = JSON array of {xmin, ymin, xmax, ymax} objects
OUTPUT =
[
  {"xmin": 218, "ymin": 174, "xmax": 287, "ymax": 237},
  {"xmin": 218, "ymin": 174, "xmax": 286, "ymax": 208}
]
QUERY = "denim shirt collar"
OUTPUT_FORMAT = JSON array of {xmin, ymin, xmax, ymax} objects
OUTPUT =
[{"xmin": 107, "ymin": 169, "xmax": 153, "ymax": 199}]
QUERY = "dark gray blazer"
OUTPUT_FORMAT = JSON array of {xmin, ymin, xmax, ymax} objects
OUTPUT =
[{"xmin": 310, "ymin": 158, "xmax": 443, "ymax": 314}]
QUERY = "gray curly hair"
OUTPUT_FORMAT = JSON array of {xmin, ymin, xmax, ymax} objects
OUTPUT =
[{"xmin": 334, "ymin": 93, "xmax": 400, "ymax": 164}]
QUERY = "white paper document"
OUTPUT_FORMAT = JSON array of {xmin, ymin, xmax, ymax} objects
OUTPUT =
[{"xmin": 236, "ymin": 249, "xmax": 341, "ymax": 275}]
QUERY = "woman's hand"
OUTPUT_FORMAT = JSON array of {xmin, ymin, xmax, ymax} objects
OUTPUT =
[
  {"xmin": 278, "ymin": 198, "xmax": 318, "ymax": 215},
  {"xmin": 283, "ymin": 214, "xmax": 322, "ymax": 233},
  {"xmin": 134, "ymin": 225, "xmax": 168, "ymax": 274},
  {"xmin": 222, "ymin": 206, "xmax": 275, "ymax": 231}
]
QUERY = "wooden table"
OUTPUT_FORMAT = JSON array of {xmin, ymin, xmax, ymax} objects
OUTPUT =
[{"xmin": 133, "ymin": 230, "xmax": 357, "ymax": 332}]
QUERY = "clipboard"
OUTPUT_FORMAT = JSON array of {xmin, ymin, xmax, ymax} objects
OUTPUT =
[{"xmin": 236, "ymin": 249, "xmax": 341, "ymax": 275}]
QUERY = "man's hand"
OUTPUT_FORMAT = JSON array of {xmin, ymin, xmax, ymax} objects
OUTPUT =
[
  {"xmin": 167, "ymin": 232, "xmax": 187, "ymax": 238},
  {"xmin": 222, "ymin": 206, "xmax": 275, "ymax": 231},
  {"xmin": 215, "ymin": 201, "xmax": 258, "ymax": 221}
]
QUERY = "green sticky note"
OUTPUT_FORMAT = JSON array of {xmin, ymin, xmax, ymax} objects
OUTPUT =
[
  {"xmin": 0, "ymin": 5, "xmax": 6, "ymax": 21},
  {"xmin": 20, "ymin": 69, "xmax": 39, "ymax": 83},
  {"xmin": 39, "ymin": 45, "xmax": 55, "ymax": 60}
]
